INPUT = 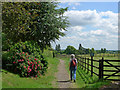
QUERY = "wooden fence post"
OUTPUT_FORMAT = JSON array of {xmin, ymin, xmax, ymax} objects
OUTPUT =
[
  {"xmin": 81, "ymin": 58, "xmax": 83, "ymax": 69},
  {"xmin": 79, "ymin": 58, "xmax": 81, "ymax": 68},
  {"xmin": 91, "ymin": 56, "xmax": 93, "ymax": 77},
  {"xmin": 99, "ymin": 59, "xmax": 101, "ymax": 79},
  {"xmin": 99, "ymin": 57, "xmax": 103, "ymax": 80},
  {"xmin": 85, "ymin": 57, "xmax": 86, "ymax": 71},
  {"xmin": 87, "ymin": 58, "xmax": 89, "ymax": 73}
]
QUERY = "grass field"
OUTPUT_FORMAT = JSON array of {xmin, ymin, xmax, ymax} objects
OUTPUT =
[
  {"xmin": 0, "ymin": 72, "xmax": 2, "ymax": 90},
  {"xmin": 79, "ymin": 53, "xmax": 119, "ymax": 58},
  {"xmin": 78, "ymin": 55, "xmax": 120, "ymax": 80},
  {"xmin": 2, "ymin": 49, "xmax": 59, "ymax": 88}
]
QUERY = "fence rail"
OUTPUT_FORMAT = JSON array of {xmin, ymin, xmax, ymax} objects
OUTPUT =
[
  {"xmin": 76, "ymin": 56, "xmax": 120, "ymax": 81},
  {"xmin": 56, "ymin": 54, "xmax": 120, "ymax": 81}
]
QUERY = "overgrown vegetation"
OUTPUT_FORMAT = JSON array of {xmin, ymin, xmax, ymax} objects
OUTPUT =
[
  {"xmin": 2, "ymin": 41, "xmax": 48, "ymax": 77},
  {"xmin": 2, "ymin": 50, "xmax": 59, "ymax": 88}
]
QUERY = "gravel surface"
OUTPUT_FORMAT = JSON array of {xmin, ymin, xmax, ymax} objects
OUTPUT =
[{"xmin": 56, "ymin": 59, "xmax": 76, "ymax": 88}]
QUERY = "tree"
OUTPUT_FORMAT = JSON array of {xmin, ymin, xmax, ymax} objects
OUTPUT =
[
  {"xmin": 78, "ymin": 44, "xmax": 82, "ymax": 50},
  {"xmin": 101, "ymin": 48, "xmax": 104, "ymax": 53},
  {"xmin": 55, "ymin": 44, "xmax": 61, "ymax": 53},
  {"xmin": 2, "ymin": 33, "xmax": 11, "ymax": 51},
  {"xmin": 65, "ymin": 46, "xmax": 77, "ymax": 54},
  {"xmin": 103, "ymin": 48, "xmax": 106, "ymax": 53},
  {"xmin": 2, "ymin": 2, "xmax": 69, "ymax": 51},
  {"xmin": 78, "ymin": 44, "xmax": 83, "ymax": 54},
  {"xmin": 55, "ymin": 45, "xmax": 58, "ymax": 51},
  {"xmin": 57, "ymin": 44, "xmax": 61, "ymax": 52},
  {"xmin": 91, "ymin": 48, "xmax": 95, "ymax": 53},
  {"xmin": 85, "ymin": 48, "xmax": 90, "ymax": 54}
]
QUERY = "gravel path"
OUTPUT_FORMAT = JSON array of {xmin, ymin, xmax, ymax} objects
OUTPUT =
[{"xmin": 56, "ymin": 59, "xmax": 76, "ymax": 88}]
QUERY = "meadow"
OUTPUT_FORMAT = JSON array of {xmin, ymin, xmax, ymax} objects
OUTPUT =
[{"xmin": 78, "ymin": 54, "xmax": 120, "ymax": 80}]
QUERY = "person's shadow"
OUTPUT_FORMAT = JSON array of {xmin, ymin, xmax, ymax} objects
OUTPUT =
[{"xmin": 57, "ymin": 80, "xmax": 71, "ymax": 83}]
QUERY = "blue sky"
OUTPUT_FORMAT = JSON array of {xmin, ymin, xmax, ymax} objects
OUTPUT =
[
  {"xmin": 59, "ymin": 2, "xmax": 118, "ymax": 13},
  {"xmin": 51, "ymin": 2, "xmax": 118, "ymax": 50}
]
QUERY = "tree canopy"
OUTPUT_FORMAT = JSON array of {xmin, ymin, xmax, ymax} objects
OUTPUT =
[
  {"xmin": 65, "ymin": 45, "xmax": 77, "ymax": 54},
  {"xmin": 2, "ymin": 2, "xmax": 69, "ymax": 51}
]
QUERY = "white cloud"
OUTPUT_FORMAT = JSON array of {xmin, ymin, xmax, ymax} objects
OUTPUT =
[
  {"xmin": 51, "ymin": 10, "xmax": 118, "ymax": 50},
  {"xmin": 72, "ymin": 7, "xmax": 76, "ymax": 9},
  {"xmin": 64, "ymin": 10, "xmax": 100, "ymax": 26},
  {"xmin": 74, "ymin": 2, "xmax": 80, "ymax": 6}
]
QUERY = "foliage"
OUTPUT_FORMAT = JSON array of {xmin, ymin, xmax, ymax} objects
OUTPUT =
[
  {"xmin": 55, "ymin": 44, "xmax": 61, "ymax": 52},
  {"xmin": 2, "ymin": 56, "xmax": 59, "ymax": 88},
  {"xmin": 2, "ymin": 33, "xmax": 11, "ymax": 51},
  {"xmin": 85, "ymin": 48, "xmax": 90, "ymax": 54},
  {"xmin": 65, "ymin": 45, "xmax": 77, "ymax": 54},
  {"xmin": 103, "ymin": 48, "xmax": 106, "ymax": 53},
  {"xmin": 101, "ymin": 48, "xmax": 104, "ymax": 53},
  {"xmin": 5, "ymin": 41, "xmax": 48, "ymax": 77},
  {"xmin": 55, "ymin": 44, "xmax": 62, "ymax": 54},
  {"xmin": 2, "ymin": 2, "xmax": 69, "ymax": 51},
  {"xmin": 91, "ymin": 48, "xmax": 95, "ymax": 53},
  {"xmin": 78, "ymin": 44, "xmax": 82, "ymax": 50}
]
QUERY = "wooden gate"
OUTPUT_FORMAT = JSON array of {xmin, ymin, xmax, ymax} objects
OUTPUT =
[
  {"xmin": 103, "ymin": 60, "xmax": 120, "ymax": 81},
  {"xmin": 77, "ymin": 55, "xmax": 120, "ymax": 81}
]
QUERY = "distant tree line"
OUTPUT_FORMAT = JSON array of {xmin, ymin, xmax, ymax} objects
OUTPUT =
[{"xmin": 54, "ymin": 44, "xmax": 118, "ymax": 55}]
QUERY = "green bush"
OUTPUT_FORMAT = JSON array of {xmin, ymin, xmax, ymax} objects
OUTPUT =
[{"xmin": 6, "ymin": 41, "xmax": 48, "ymax": 77}]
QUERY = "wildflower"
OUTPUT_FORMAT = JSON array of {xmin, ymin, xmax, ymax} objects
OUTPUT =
[
  {"xmin": 23, "ymin": 52, "xmax": 25, "ymax": 54},
  {"xmin": 28, "ymin": 13, "xmax": 31, "ymax": 15},
  {"xmin": 34, "ymin": 58, "xmax": 37, "ymax": 61},
  {"xmin": 35, "ymin": 66, "xmax": 37, "ymax": 69},
  {"xmin": 13, "ymin": 62, "xmax": 16, "ymax": 64}
]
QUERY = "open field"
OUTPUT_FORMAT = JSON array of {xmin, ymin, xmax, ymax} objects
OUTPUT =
[{"xmin": 77, "ymin": 54, "xmax": 120, "ymax": 81}]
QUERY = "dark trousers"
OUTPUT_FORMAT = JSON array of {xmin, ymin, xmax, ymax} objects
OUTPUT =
[{"xmin": 70, "ymin": 67, "xmax": 77, "ymax": 80}]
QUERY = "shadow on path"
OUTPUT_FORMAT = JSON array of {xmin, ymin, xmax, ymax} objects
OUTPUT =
[
  {"xmin": 77, "ymin": 66, "xmax": 96, "ymax": 84},
  {"xmin": 57, "ymin": 80, "xmax": 71, "ymax": 83},
  {"xmin": 56, "ymin": 59, "xmax": 75, "ymax": 88}
]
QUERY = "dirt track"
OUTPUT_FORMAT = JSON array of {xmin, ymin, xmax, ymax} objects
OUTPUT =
[{"xmin": 56, "ymin": 59, "xmax": 76, "ymax": 88}]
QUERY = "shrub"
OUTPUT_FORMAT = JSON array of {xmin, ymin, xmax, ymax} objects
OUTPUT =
[{"xmin": 6, "ymin": 41, "xmax": 48, "ymax": 77}]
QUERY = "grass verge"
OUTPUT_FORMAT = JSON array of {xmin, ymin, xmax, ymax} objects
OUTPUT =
[{"xmin": 2, "ymin": 55, "xmax": 59, "ymax": 88}]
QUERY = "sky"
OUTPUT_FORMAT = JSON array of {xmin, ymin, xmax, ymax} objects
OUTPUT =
[{"xmin": 51, "ymin": 2, "xmax": 118, "ymax": 50}]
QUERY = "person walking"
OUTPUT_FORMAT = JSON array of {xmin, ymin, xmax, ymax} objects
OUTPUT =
[{"xmin": 69, "ymin": 54, "xmax": 77, "ymax": 82}]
